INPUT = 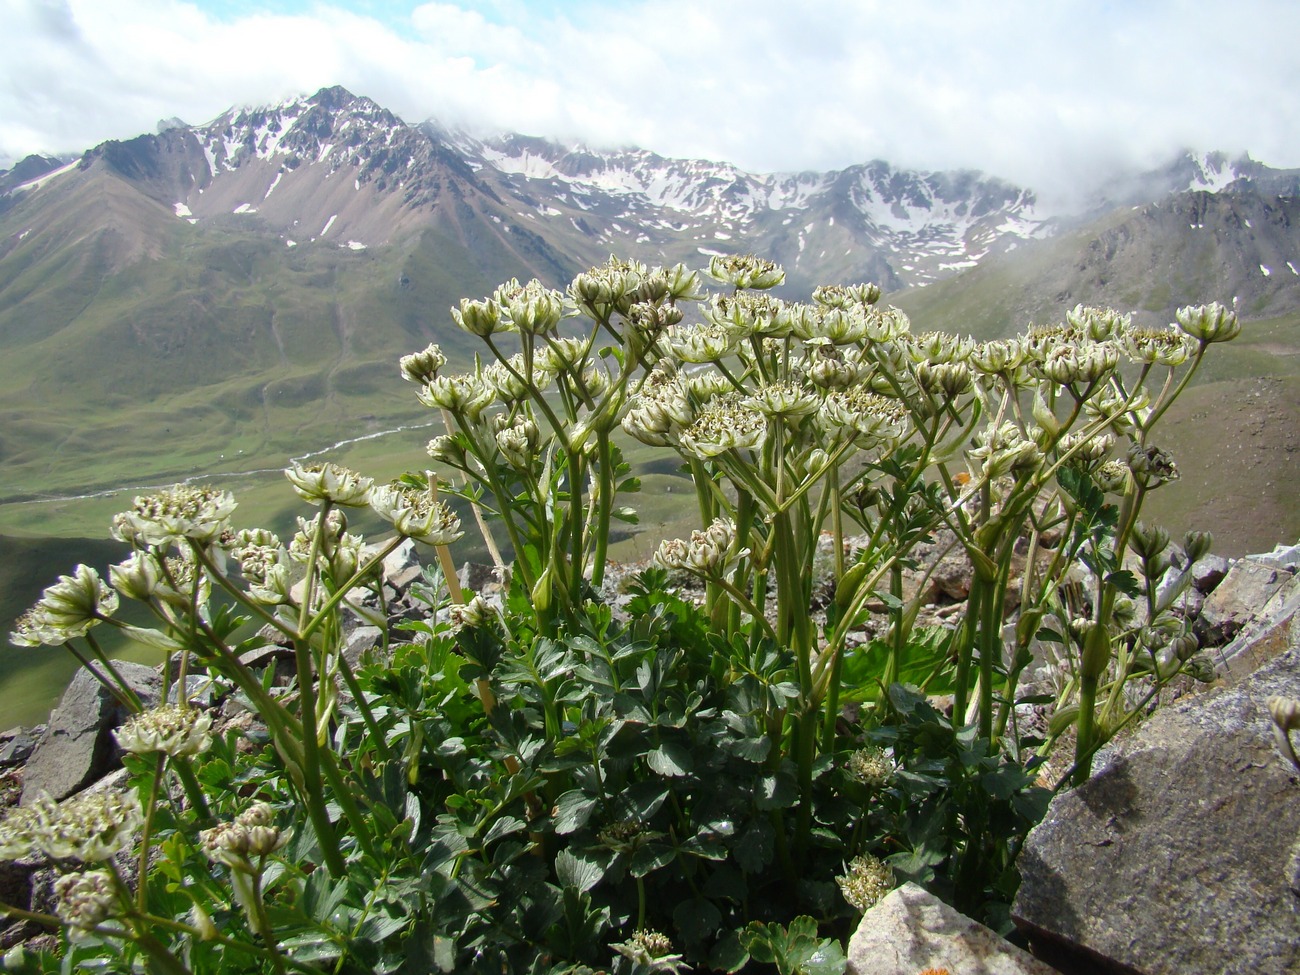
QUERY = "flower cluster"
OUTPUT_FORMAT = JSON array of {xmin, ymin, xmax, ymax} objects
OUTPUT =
[
  {"xmin": 285, "ymin": 462, "xmax": 374, "ymax": 507},
  {"xmin": 654, "ymin": 518, "xmax": 743, "ymax": 578},
  {"xmin": 10, "ymin": 564, "xmax": 118, "ymax": 647},
  {"xmin": 114, "ymin": 704, "xmax": 213, "ymax": 757},
  {"xmin": 612, "ymin": 929, "xmax": 688, "ymax": 974},
  {"xmin": 0, "ymin": 789, "xmax": 143, "ymax": 863},
  {"xmin": 111, "ymin": 484, "xmax": 236, "ymax": 547},
  {"xmin": 200, "ymin": 802, "xmax": 285, "ymax": 872},
  {"xmin": 837, "ymin": 853, "xmax": 896, "ymax": 913},
  {"xmin": 54, "ymin": 869, "xmax": 118, "ymax": 938},
  {"xmin": 847, "ymin": 746, "xmax": 894, "ymax": 787},
  {"xmin": 370, "ymin": 482, "xmax": 463, "ymax": 545}
]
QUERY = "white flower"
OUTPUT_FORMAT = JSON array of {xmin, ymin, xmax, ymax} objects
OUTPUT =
[
  {"xmin": 416, "ymin": 374, "xmax": 495, "ymax": 420},
  {"xmin": 678, "ymin": 401, "xmax": 767, "ymax": 458},
  {"xmin": 1175, "ymin": 302, "xmax": 1240, "ymax": 343},
  {"xmin": 451, "ymin": 296, "xmax": 507, "ymax": 337},
  {"xmin": 369, "ymin": 483, "xmax": 463, "ymax": 544},
  {"xmin": 13, "ymin": 565, "xmax": 118, "ymax": 646},
  {"xmin": 115, "ymin": 704, "xmax": 213, "ymax": 757},
  {"xmin": 707, "ymin": 253, "xmax": 785, "ymax": 290},
  {"xmin": 29, "ymin": 789, "xmax": 143, "ymax": 862},
  {"xmin": 399, "ymin": 343, "xmax": 447, "ymax": 384},
  {"xmin": 284, "ymin": 462, "xmax": 374, "ymax": 506},
  {"xmin": 112, "ymin": 485, "xmax": 237, "ymax": 547},
  {"xmin": 654, "ymin": 518, "xmax": 745, "ymax": 577},
  {"xmin": 837, "ymin": 854, "xmax": 895, "ymax": 913},
  {"xmin": 496, "ymin": 278, "xmax": 565, "ymax": 335},
  {"xmin": 54, "ymin": 870, "xmax": 117, "ymax": 938}
]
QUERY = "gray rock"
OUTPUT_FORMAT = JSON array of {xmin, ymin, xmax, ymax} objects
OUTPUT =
[
  {"xmin": 1192, "ymin": 553, "xmax": 1231, "ymax": 593},
  {"xmin": 1012, "ymin": 645, "xmax": 1300, "ymax": 975},
  {"xmin": 20, "ymin": 662, "xmax": 161, "ymax": 805},
  {"xmin": 0, "ymin": 732, "xmax": 37, "ymax": 767},
  {"xmin": 342, "ymin": 625, "xmax": 384, "ymax": 669},
  {"xmin": 1194, "ymin": 558, "xmax": 1294, "ymax": 645},
  {"xmin": 459, "ymin": 562, "xmax": 500, "ymax": 595},
  {"xmin": 379, "ymin": 537, "xmax": 419, "ymax": 579},
  {"xmin": 1257, "ymin": 541, "xmax": 1300, "ymax": 572},
  {"xmin": 846, "ymin": 882, "xmax": 1060, "ymax": 975},
  {"xmin": 1212, "ymin": 571, "xmax": 1300, "ymax": 682}
]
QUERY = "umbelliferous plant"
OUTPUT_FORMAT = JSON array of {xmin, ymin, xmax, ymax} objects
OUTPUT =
[{"xmin": 0, "ymin": 254, "xmax": 1234, "ymax": 971}]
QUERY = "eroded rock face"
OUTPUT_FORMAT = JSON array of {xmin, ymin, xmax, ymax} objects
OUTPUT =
[
  {"xmin": 1012, "ymin": 645, "xmax": 1300, "ymax": 975},
  {"xmin": 847, "ymin": 882, "xmax": 1061, "ymax": 975}
]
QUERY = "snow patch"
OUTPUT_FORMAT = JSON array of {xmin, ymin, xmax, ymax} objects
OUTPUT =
[
  {"xmin": 714, "ymin": 231, "xmax": 732, "ymax": 240},
  {"xmin": 174, "ymin": 203, "xmax": 192, "ymax": 218},
  {"xmin": 233, "ymin": 203, "xmax": 257, "ymax": 214},
  {"xmin": 1260, "ymin": 264, "xmax": 1272, "ymax": 277},
  {"xmin": 696, "ymin": 247, "xmax": 727, "ymax": 257},
  {"xmin": 286, "ymin": 240, "xmax": 297, "ymax": 248},
  {"xmin": 263, "ymin": 171, "xmax": 283, "ymax": 200},
  {"xmin": 344, "ymin": 241, "xmax": 367, "ymax": 251},
  {"xmin": 320, "ymin": 214, "xmax": 338, "ymax": 236},
  {"xmin": 1288, "ymin": 262, "xmax": 1298, "ymax": 276}
]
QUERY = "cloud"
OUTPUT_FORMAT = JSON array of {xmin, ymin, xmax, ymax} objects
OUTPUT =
[{"xmin": 1, "ymin": 0, "xmax": 1297, "ymax": 205}]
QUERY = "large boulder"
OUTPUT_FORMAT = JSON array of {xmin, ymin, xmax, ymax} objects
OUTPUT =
[
  {"xmin": 847, "ymin": 883, "xmax": 1061, "ymax": 975},
  {"xmin": 1012, "ymin": 644, "xmax": 1300, "ymax": 975},
  {"xmin": 19, "ymin": 661, "xmax": 161, "ymax": 805}
]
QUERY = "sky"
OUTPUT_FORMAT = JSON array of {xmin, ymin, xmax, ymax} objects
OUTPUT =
[{"xmin": 2, "ymin": 0, "xmax": 1298, "ymax": 207}]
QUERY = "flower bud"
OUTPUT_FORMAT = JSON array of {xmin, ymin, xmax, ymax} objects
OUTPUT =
[
  {"xmin": 451, "ymin": 296, "xmax": 506, "ymax": 337},
  {"xmin": 1127, "ymin": 443, "xmax": 1179, "ymax": 489},
  {"xmin": 1183, "ymin": 530, "xmax": 1213, "ymax": 564},
  {"xmin": 1129, "ymin": 522, "xmax": 1171, "ymax": 561},
  {"xmin": 399, "ymin": 344, "xmax": 447, "ymax": 384}
]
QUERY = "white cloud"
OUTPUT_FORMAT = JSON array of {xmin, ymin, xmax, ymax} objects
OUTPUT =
[{"xmin": 2, "ymin": 0, "xmax": 1298, "ymax": 205}]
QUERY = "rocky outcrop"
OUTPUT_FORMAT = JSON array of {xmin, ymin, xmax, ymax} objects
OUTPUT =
[
  {"xmin": 847, "ymin": 883, "xmax": 1060, "ymax": 975},
  {"xmin": 1012, "ymin": 642, "xmax": 1300, "ymax": 975}
]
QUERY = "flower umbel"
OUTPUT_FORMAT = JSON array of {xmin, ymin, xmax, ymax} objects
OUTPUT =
[
  {"xmin": 112, "ymin": 485, "xmax": 236, "ymax": 547},
  {"xmin": 28, "ymin": 789, "xmax": 143, "ymax": 862},
  {"xmin": 370, "ymin": 482, "xmax": 464, "ymax": 544},
  {"xmin": 837, "ymin": 854, "xmax": 895, "ymax": 913},
  {"xmin": 284, "ymin": 462, "xmax": 374, "ymax": 507},
  {"xmin": 11, "ymin": 565, "xmax": 118, "ymax": 646},
  {"xmin": 612, "ymin": 929, "xmax": 689, "ymax": 974},
  {"xmin": 54, "ymin": 870, "xmax": 118, "ymax": 939},
  {"xmin": 114, "ymin": 704, "xmax": 213, "ymax": 758}
]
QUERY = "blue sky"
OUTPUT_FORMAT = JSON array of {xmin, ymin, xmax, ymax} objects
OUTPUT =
[{"xmin": 3, "ymin": 0, "xmax": 1298, "ymax": 205}]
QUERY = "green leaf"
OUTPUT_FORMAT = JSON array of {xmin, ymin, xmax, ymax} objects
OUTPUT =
[
  {"xmin": 800, "ymin": 940, "xmax": 847, "ymax": 975},
  {"xmin": 755, "ymin": 772, "xmax": 798, "ymax": 810},
  {"xmin": 482, "ymin": 815, "xmax": 527, "ymax": 846},
  {"xmin": 723, "ymin": 733, "xmax": 773, "ymax": 763},
  {"xmin": 554, "ymin": 848, "xmax": 605, "ymax": 893},
  {"xmin": 629, "ymin": 840, "xmax": 677, "ymax": 877},
  {"xmin": 553, "ymin": 789, "xmax": 598, "ymax": 835},
  {"xmin": 647, "ymin": 741, "xmax": 694, "ymax": 777},
  {"xmin": 734, "ymin": 819, "xmax": 774, "ymax": 874},
  {"xmin": 673, "ymin": 896, "xmax": 722, "ymax": 946},
  {"xmin": 710, "ymin": 930, "xmax": 751, "ymax": 973},
  {"xmin": 1105, "ymin": 569, "xmax": 1141, "ymax": 598}
]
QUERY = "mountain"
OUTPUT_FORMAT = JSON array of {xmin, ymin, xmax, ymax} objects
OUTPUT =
[
  {"xmin": 895, "ymin": 179, "xmax": 1300, "ymax": 337},
  {"xmin": 0, "ymin": 85, "xmax": 1298, "ymax": 507},
  {"xmin": 1083, "ymin": 150, "xmax": 1300, "ymax": 215}
]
